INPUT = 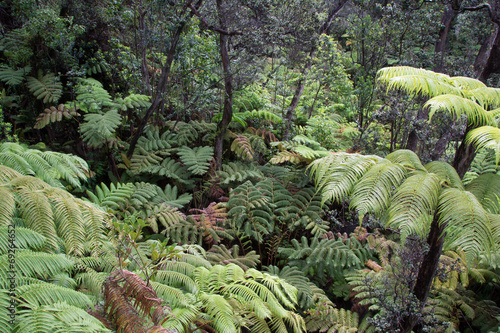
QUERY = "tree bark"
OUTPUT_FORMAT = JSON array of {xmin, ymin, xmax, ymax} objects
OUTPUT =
[
  {"xmin": 433, "ymin": 4, "xmax": 457, "ymax": 73},
  {"xmin": 282, "ymin": 0, "xmax": 349, "ymax": 140},
  {"xmin": 479, "ymin": 26, "xmax": 500, "ymax": 82},
  {"xmin": 452, "ymin": 129, "xmax": 477, "ymax": 179},
  {"xmin": 214, "ymin": 0, "xmax": 233, "ymax": 169},
  {"xmin": 400, "ymin": 215, "xmax": 445, "ymax": 333},
  {"xmin": 405, "ymin": 106, "xmax": 428, "ymax": 152}
]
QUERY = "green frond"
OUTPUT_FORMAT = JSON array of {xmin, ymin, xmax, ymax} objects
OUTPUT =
[
  {"xmin": 217, "ymin": 162, "xmax": 265, "ymax": 185},
  {"xmin": 231, "ymin": 134, "xmax": 255, "ymax": 161},
  {"xmin": 425, "ymin": 94, "xmax": 493, "ymax": 126},
  {"xmin": 80, "ymin": 110, "xmax": 122, "ymax": 149},
  {"xmin": 154, "ymin": 271, "xmax": 198, "ymax": 294},
  {"xmin": 206, "ymin": 244, "xmax": 260, "ymax": 270},
  {"xmin": 0, "ymin": 185, "xmax": 15, "ymax": 226},
  {"xmin": 386, "ymin": 75, "xmax": 461, "ymax": 98},
  {"xmin": 465, "ymin": 173, "xmax": 500, "ymax": 213},
  {"xmin": 425, "ymin": 161, "xmax": 464, "ymax": 189},
  {"xmin": 308, "ymin": 153, "xmax": 381, "ymax": 204},
  {"xmin": 16, "ymin": 281, "xmax": 93, "ymax": 308},
  {"xmin": 177, "ymin": 146, "xmax": 214, "ymax": 176},
  {"xmin": 116, "ymin": 93, "xmax": 151, "ymax": 111},
  {"xmin": 240, "ymin": 110, "xmax": 282, "ymax": 124},
  {"xmin": 0, "ymin": 65, "xmax": 28, "ymax": 86},
  {"xmin": 377, "ymin": 66, "xmax": 447, "ymax": 84},
  {"xmin": 26, "ymin": 71, "xmax": 62, "ymax": 104},
  {"xmin": 0, "ymin": 227, "xmax": 46, "ymax": 254},
  {"xmin": 450, "ymin": 76, "xmax": 487, "ymax": 90},
  {"xmin": 86, "ymin": 182, "xmax": 134, "ymax": 210},
  {"xmin": 385, "ymin": 149, "xmax": 426, "ymax": 171},
  {"xmin": 383, "ymin": 173, "xmax": 442, "ymax": 241},
  {"xmin": 468, "ymin": 87, "xmax": 500, "ymax": 109},
  {"xmin": 0, "ymin": 250, "xmax": 72, "ymax": 285},
  {"xmin": 166, "ymin": 121, "xmax": 199, "ymax": 146},
  {"xmin": 73, "ymin": 78, "xmax": 115, "ymax": 113},
  {"xmin": 438, "ymin": 188, "xmax": 493, "ymax": 261},
  {"xmin": 52, "ymin": 195, "xmax": 87, "ymax": 255},
  {"xmin": 466, "ymin": 126, "xmax": 500, "ymax": 165},
  {"xmin": 14, "ymin": 302, "xmax": 111, "ymax": 333},
  {"xmin": 199, "ymin": 293, "xmax": 238, "ymax": 333},
  {"xmin": 151, "ymin": 281, "xmax": 191, "ymax": 308},
  {"xmin": 350, "ymin": 160, "xmax": 406, "ymax": 218}
]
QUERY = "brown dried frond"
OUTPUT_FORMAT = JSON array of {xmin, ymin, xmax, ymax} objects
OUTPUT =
[
  {"xmin": 365, "ymin": 259, "xmax": 383, "ymax": 272},
  {"xmin": 104, "ymin": 270, "xmax": 173, "ymax": 332},
  {"xmin": 247, "ymin": 127, "xmax": 278, "ymax": 143},
  {"xmin": 87, "ymin": 309, "xmax": 114, "ymax": 330},
  {"xmin": 189, "ymin": 202, "xmax": 228, "ymax": 244},
  {"xmin": 104, "ymin": 277, "xmax": 146, "ymax": 333},
  {"xmin": 147, "ymin": 326, "xmax": 179, "ymax": 333}
]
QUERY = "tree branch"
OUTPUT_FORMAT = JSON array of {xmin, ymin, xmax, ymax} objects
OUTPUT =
[
  {"xmin": 189, "ymin": 4, "xmax": 242, "ymax": 36},
  {"xmin": 461, "ymin": 3, "xmax": 500, "ymax": 25}
]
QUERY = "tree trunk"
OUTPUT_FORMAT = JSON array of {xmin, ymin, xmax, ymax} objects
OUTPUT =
[
  {"xmin": 430, "ymin": 124, "xmax": 454, "ymax": 161},
  {"xmin": 473, "ymin": 29, "xmax": 495, "ymax": 77},
  {"xmin": 433, "ymin": 4, "xmax": 457, "ymax": 73},
  {"xmin": 479, "ymin": 26, "xmax": 500, "ymax": 82},
  {"xmin": 405, "ymin": 106, "xmax": 428, "ymax": 152},
  {"xmin": 214, "ymin": 0, "xmax": 233, "ymax": 169},
  {"xmin": 452, "ymin": 133, "xmax": 477, "ymax": 179},
  {"xmin": 282, "ymin": 0, "xmax": 349, "ymax": 140},
  {"xmin": 127, "ymin": 1, "xmax": 202, "ymax": 159},
  {"xmin": 400, "ymin": 215, "xmax": 445, "ymax": 333}
]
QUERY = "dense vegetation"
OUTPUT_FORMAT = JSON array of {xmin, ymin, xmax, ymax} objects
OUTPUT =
[{"xmin": 1, "ymin": 0, "xmax": 500, "ymax": 332}]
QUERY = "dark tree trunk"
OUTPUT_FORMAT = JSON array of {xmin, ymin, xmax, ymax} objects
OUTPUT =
[
  {"xmin": 434, "ymin": 4, "xmax": 457, "ymax": 73},
  {"xmin": 405, "ymin": 106, "xmax": 428, "ymax": 152},
  {"xmin": 282, "ymin": 0, "xmax": 349, "ymax": 140},
  {"xmin": 430, "ymin": 124, "xmax": 454, "ymax": 161},
  {"xmin": 479, "ymin": 26, "xmax": 500, "ymax": 82},
  {"xmin": 400, "ymin": 215, "xmax": 445, "ymax": 333},
  {"xmin": 214, "ymin": 0, "xmax": 233, "ymax": 169},
  {"xmin": 473, "ymin": 30, "xmax": 495, "ymax": 77},
  {"xmin": 452, "ymin": 133, "xmax": 477, "ymax": 179}
]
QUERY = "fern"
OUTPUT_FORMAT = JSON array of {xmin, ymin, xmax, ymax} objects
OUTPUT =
[
  {"xmin": 165, "ymin": 121, "xmax": 199, "ymax": 146},
  {"xmin": 34, "ymin": 104, "xmax": 80, "ymax": 129},
  {"xmin": 116, "ymin": 93, "xmax": 152, "ymax": 111},
  {"xmin": 465, "ymin": 173, "xmax": 500, "ymax": 213},
  {"xmin": 0, "ymin": 142, "xmax": 89, "ymax": 189},
  {"xmin": 231, "ymin": 134, "xmax": 255, "ymax": 160},
  {"xmin": 73, "ymin": 78, "xmax": 116, "ymax": 113},
  {"xmin": 0, "ymin": 227, "xmax": 46, "ymax": 255},
  {"xmin": 217, "ymin": 161, "xmax": 265, "ymax": 185},
  {"xmin": 26, "ymin": 71, "xmax": 62, "ymax": 104},
  {"xmin": 206, "ymin": 244, "xmax": 260, "ymax": 270},
  {"xmin": 86, "ymin": 182, "xmax": 135, "ymax": 211},
  {"xmin": 14, "ymin": 302, "xmax": 111, "ymax": 333},
  {"xmin": 0, "ymin": 65, "xmax": 29, "ymax": 86},
  {"xmin": 80, "ymin": 110, "xmax": 122, "ymax": 149},
  {"xmin": 177, "ymin": 146, "xmax": 214, "ymax": 176}
]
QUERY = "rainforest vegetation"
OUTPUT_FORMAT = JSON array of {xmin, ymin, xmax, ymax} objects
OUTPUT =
[{"xmin": 1, "ymin": 0, "xmax": 500, "ymax": 332}]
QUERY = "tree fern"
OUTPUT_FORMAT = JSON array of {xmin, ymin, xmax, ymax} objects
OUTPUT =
[
  {"xmin": 0, "ymin": 142, "xmax": 89, "ymax": 189},
  {"xmin": 0, "ymin": 166, "xmax": 107, "ymax": 255},
  {"xmin": 206, "ymin": 244, "xmax": 260, "ymax": 270},
  {"xmin": 80, "ymin": 110, "xmax": 122, "ymax": 149},
  {"xmin": 72, "ymin": 78, "xmax": 115, "ymax": 113},
  {"xmin": 425, "ymin": 94, "xmax": 493, "ymax": 126},
  {"xmin": 425, "ymin": 161, "xmax": 464, "ymax": 189},
  {"xmin": 86, "ymin": 182, "xmax": 135, "ymax": 211},
  {"xmin": 177, "ymin": 146, "xmax": 213, "ymax": 176},
  {"xmin": 466, "ymin": 126, "xmax": 500, "ymax": 165},
  {"xmin": 116, "ymin": 93, "xmax": 151, "ymax": 111},
  {"xmin": 26, "ymin": 71, "xmax": 62, "ymax": 104}
]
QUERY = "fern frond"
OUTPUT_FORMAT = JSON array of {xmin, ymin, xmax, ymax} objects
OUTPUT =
[
  {"xmin": 206, "ymin": 244, "xmax": 260, "ymax": 270},
  {"xmin": 425, "ymin": 161, "xmax": 464, "ymax": 189},
  {"xmin": 425, "ymin": 94, "xmax": 493, "ymax": 126},
  {"xmin": 383, "ymin": 173, "xmax": 442, "ymax": 241},
  {"xmin": 86, "ymin": 182, "xmax": 134, "ymax": 210},
  {"xmin": 80, "ymin": 110, "xmax": 122, "ymax": 149},
  {"xmin": 231, "ymin": 134, "xmax": 255, "ymax": 160},
  {"xmin": 116, "ymin": 93, "xmax": 151, "ymax": 111},
  {"xmin": 465, "ymin": 173, "xmax": 500, "ymax": 213},
  {"xmin": 0, "ymin": 65, "xmax": 28, "ymax": 86},
  {"xmin": 217, "ymin": 162, "xmax": 265, "ymax": 185},
  {"xmin": 26, "ymin": 71, "xmax": 62, "ymax": 104},
  {"xmin": 0, "ymin": 227, "xmax": 46, "ymax": 255},
  {"xmin": 177, "ymin": 146, "xmax": 214, "ymax": 176},
  {"xmin": 466, "ymin": 126, "xmax": 500, "ymax": 165},
  {"xmin": 34, "ymin": 104, "xmax": 80, "ymax": 129},
  {"xmin": 17, "ymin": 281, "xmax": 93, "ymax": 308}
]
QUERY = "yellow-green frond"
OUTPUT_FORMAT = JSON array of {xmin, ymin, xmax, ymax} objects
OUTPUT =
[
  {"xmin": 465, "ymin": 173, "xmax": 500, "ymax": 213},
  {"xmin": 438, "ymin": 188, "xmax": 493, "ymax": 261},
  {"xmin": 385, "ymin": 149, "xmax": 426, "ymax": 171},
  {"xmin": 425, "ymin": 94, "xmax": 493, "ymax": 126},
  {"xmin": 468, "ymin": 87, "xmax": 500, "ymax": 109},
  {"xmin": 383, "ymin": 173, "xmax": 442, "ymax": 241},
  {"xmin": 450, "ymin": 76, "xmax": 486, "ymax": 90},
  {"xmin": 350, "ymin": 161, "xmax": 406, "ymax": 217},
  {"xmin": 425, "ymin": 161, "xmax": 464, "ymax": 189},
  {"xmin": 466, "ymin": 126, "xmax": 500, "ymax": 165}
]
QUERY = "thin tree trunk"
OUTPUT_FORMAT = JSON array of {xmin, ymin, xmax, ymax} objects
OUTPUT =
[
  {"xmin": 282, "ymin": 0, "xmax": 349, "ymax": 139},
  {"xmin": 405, "ymin": 106, "xmax": 428, "ymax": 152},
  {"xmin": 430, "ymin": 124, "xmax": 455, "ymax": 161},
  {"xmin": 434, "ymin": 4, "xmax": 457, "ymax": 73},
  {"xmin": 400, "ymin": 215, "xmax": 445, "ymax": 333},
  {"xmin": 127, "ymin": 1, "xmax": 202, "ymax": 159},
  {"xmin": 214, "ymin": 0, "xmax": 233, "ymax": 169}
]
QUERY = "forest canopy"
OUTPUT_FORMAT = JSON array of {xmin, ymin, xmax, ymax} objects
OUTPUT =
[{"xmin": 1, "ymin": 0, "xmax": 500, "ymax": 332}]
